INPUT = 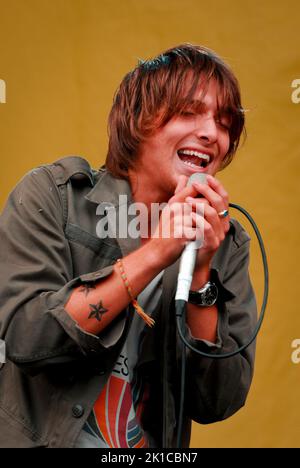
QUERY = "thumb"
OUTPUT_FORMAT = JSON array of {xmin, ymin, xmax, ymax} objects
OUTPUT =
[
  {"xmin": 174, "ymin": 175, "xmax": 188, "ymax": 195},
  {"xmin": 169, "ymin": 174, "xmax": 196, "ymax": 205}
]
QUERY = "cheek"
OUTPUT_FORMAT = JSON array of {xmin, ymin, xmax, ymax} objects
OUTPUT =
[
  {"xmin": 161, "ymin": 118, "xmax": 190, "ymax": 141},
  {"xmin": 220, "ymin": 132, "xmax": 231, "ymax": 156}
]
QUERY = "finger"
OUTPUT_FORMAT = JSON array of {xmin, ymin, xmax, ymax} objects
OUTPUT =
[
  {"xmin": 185, "ymin": 195, "xmax": 229, "ymax": 233},
  {"xmin": 190, "ymin": 211, "xmax": 206, "ymax": 242},
  {"xmin": 205, "ymin": 177, "xmax": 230, "ymax": 231},
  {"xmin": 202, "ymin": 203, "xmax": 230, "ymax": 237},
  {"xmin": 191, "ymin": 182, "xmax": 226, "ymax": 214},
  {"xmin": 187, "ymin": 197, "xmax": 229, "ymax": 231},
  {"xmin": 203, "ymin": 206, "xmax": 225, "ymax": 241},
  {"xmin": 185, "ymin": 197, "xmax": 209, "ymax": 208},
  {"xmin": 185, "ymin": 198, "xmax": 208, "ymax": 225},
  {"xmin": 191, "ymin": 206, "xmax": 226, "ymax": 242},
  {"xmin": 192, "ymin": 214, "xmax": 221, "ymax": 250},
  {"xmin": 184, "ymin": 227, "xmax": 198, "ymax": 241},
  {"xmin": 202, "ymin": 220, "xmax": 221, "ymax": 250},
  {"xmin": 174, "ymin": 224, "xmax": 197, "ymax": 241},
  {"xmin": 169, "ymin": 184, "xmax": 199, "ymax": 205},
  {"xmin": 206, "ymin": 175, "xmax": 229, "ymax": 205}
]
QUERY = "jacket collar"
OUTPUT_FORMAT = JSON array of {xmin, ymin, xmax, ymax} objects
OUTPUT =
[
  {"xmin": 85, "ymin": 169, "xmax": 133, "ymax": 207},
  {"xmin": 85, "ymin": 169, "xmax": 139, "ymax": 257}
]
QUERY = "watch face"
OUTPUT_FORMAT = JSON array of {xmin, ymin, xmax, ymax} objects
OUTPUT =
[
  {"xmin": 203, "ymin": 284, "xmax": 218, "ymax": 305},
  {"xmin": 188, "ymin": 282, "xmax": 218, "ymax": 306}
]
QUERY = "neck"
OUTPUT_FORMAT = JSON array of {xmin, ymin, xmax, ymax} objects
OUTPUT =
[
  {"xmin": 128, "ymin": 169, "xmax": 173, "ymax": 245},
  {"xmin": 128, "ymin": 169, "xmax": 172, "ymax": 207}
]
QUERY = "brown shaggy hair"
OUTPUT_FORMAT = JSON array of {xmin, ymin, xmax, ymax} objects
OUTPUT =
[{"xmin": 105, "ymin": 43, "xmax": 245, "ymax": 179}]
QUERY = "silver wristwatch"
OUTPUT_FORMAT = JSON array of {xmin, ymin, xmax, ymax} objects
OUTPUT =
[{"xmin": 188, "ymin": 281, "xmax": 218, "ymax": 307}]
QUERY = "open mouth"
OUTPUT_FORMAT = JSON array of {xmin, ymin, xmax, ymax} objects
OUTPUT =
[{"xmin": 177, "ymin": 149, "xmax": 210, "ymax": 169}]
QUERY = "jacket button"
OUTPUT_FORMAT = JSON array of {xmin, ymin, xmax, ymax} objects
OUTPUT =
[{"xmin": 72, "ymin": 404, "xmax": 84, "ymax": 418}]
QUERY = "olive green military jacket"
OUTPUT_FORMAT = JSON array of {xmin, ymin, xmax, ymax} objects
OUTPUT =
[{"xmin": 0, "ymin": 157, "xmax": 257, "ymax": 448}]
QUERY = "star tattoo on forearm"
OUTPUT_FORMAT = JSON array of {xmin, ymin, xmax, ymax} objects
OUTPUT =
[{"xmin": 88, "ymin": 300, "xmax": 108, "ymax": 321}]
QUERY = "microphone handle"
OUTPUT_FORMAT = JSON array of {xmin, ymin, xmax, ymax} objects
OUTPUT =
[{"xmin": 175, "ymin": 173, "xmax": 207, "ymax": 302}]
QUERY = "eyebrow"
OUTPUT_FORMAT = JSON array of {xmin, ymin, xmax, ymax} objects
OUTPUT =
[{"xmin": 188, "ymin": 100, "xmax": 233, "ymax": 117}]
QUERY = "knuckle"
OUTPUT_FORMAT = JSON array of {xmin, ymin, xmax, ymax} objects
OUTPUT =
[
  {"xmin": 216, "ymin": 193, "xmax": 223, "ymax": 204},
  {"xmin": 214, "ymin": 238, "xmax": 220, "ymax": 249},
  {"xmin": 221, "ymin": 188, "xmax": 229, "ymax": 201},
  {"xmin": 170, "ymin": 203, "xmax": 180, "ymax": 215},
  {"xmin": 201, "ymin": 205, "xmax": 211, "ymax": 217}
]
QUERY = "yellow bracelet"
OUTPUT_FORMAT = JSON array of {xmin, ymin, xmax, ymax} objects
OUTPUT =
[{"xmin": 116, "ymin": 258, "xmax": 155, "ymax": 328}]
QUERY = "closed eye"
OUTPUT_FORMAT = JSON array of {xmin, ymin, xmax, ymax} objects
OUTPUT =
[
  {"xmin": 215, "ymin": 117, "xmax": 231, "ymax": 130},
  {"xmin": 215, "ymin": 110, "xmax": 232, "ymax": 131},
  {"xmin": 181, "ymin": 111, "xmax": 196, "ymax": 117}
]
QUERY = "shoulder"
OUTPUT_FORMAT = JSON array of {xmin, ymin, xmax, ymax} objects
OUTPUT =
[
  {"xmin": 44, "ymin": 156, "xmax": 95, "ymax": 186},
  {"xmin": 14, "ymin": 156, "xmax": 95, "ymax": 196},
  {"xmin": 2, "ymin": 156, "xmax": 96, "ymax": 220}
]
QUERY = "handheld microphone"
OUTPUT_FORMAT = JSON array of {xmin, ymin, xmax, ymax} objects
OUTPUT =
[
  {"xmin": 173, "ymin": 174, "xmax": 269, "ymax": 448},
  {"xmin": 175, "ymin": 173, "xmax": 207, "ymax": 302}
]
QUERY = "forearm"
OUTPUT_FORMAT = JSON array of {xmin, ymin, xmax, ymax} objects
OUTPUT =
[
  {"xmin": 65, "ymin": 241, "xmax": 162, "ymax": 335},
  {"xmin": 186, "ymin": 265, "xmax": 218, "ymax": 343}
]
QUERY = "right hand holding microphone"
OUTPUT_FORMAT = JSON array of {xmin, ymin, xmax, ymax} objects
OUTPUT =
[{"xmin": 149, "ymin": 174, "xmax": 230, "ymax": 270}]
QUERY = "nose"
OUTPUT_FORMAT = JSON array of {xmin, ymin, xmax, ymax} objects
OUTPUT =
[{"xmin": 194, "ymin": 114, "xmax": 218, "ymax": 144}]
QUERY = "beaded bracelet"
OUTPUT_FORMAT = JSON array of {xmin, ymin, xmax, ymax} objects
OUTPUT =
[{"xmin": 116, "ymin": 258, "xmax": 155, "ymax": 327}]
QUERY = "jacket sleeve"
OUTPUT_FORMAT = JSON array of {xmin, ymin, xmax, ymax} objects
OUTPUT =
[
  {"xmin": 0, "ymin": 167, "xmax": 126, "ymax": 375},
  {"xmin": 184, "ymin": 234, "xmax": 257, "ymax": 424}
]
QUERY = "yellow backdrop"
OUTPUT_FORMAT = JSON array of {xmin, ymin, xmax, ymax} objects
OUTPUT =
[{"xmin": 0, "ymin": 0, "xmax": 299, "ymax": 448}]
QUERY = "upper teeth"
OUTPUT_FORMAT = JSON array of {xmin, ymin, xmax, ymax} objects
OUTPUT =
[{"xmin": 179, "ymin": 150, "xmax": 210, "ymax": 162}]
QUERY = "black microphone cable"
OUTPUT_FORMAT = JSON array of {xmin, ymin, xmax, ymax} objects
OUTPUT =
[{"xmin": 175, "ymin": 202, "xmax": 269, "ymax": 448}]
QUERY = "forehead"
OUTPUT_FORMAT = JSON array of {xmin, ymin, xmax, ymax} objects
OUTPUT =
[
  {"xmin": 182, "ymin": 75, "xmax": 234, "ymax": 115},
  {"xmin": 193, "ymin": 79, "xmax": 219, "ymax": 107}
]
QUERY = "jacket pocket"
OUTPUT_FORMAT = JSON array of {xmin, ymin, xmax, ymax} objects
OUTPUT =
[{"xmin": 65, "ymin": 223, "xmax": 120, "ymax": 259}]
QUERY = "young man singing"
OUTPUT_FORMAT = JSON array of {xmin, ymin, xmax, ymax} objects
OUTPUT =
[{"xmin": 0, "ymin": 44, "xmax": 257, "ymax": 448}]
